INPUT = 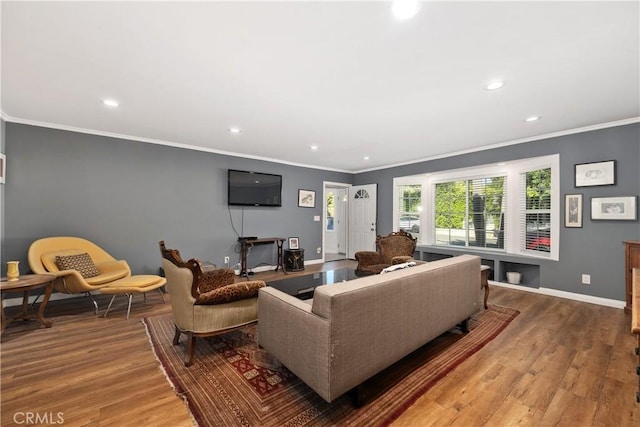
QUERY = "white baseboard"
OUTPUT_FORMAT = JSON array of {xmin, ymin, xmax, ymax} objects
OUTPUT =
[{"xmin": 489, "ymin": 280, "xmax": 625, "ymax": 309}]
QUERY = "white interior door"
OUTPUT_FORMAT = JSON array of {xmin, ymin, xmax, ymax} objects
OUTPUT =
[
  {"xmin": 323, "ymin": 182, "xmax": 350, "ymax": 261},
  {"xmin": 348, "ymin": 184, "xmax": 377, "ymax": 258}
]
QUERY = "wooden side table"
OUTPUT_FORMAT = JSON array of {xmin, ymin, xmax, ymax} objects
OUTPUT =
[
  {"xmin": 1, "ymin": 274, "xmax": 56, "ymax": 335},
  {"xmin": 284, "ymin": 249, "xmax": 305, "ymax": 272}
]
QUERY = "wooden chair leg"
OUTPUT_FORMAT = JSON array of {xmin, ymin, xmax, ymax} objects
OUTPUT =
[
  {"xmin": 349, "ymin": 384, "xmax": 366, "ymax": 407},
  {"xmin": 185, "ymin": 333, "xmax": 197, "ymax": 367},
  {"xmin": 460, "ymin": 317, "xmax": 470, "ymax": 333},
  {"xmin": 157, "ymin": 288, "xmax": 166, "ymax": 304},
  {"xmin": 172, "ymin": 326, "xmax": 181, "ymax": 345}
]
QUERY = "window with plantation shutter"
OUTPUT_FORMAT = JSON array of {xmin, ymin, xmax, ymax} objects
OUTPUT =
[{"xmin": 434, "ymin": 175, "xmax": 506, "ymax": 249}]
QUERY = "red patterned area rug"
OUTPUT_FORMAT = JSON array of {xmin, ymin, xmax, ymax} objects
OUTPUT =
[{"xmin": 143, "ymin": 305, "xmax": 519, "ymax": 427}]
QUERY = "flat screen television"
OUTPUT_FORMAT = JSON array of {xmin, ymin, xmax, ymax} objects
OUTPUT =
[{"xmin": 228, "ymin": 169, "xmax": 282, "ymax": 207}]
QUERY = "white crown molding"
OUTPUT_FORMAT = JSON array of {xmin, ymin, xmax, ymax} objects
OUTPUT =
[
  {"xmin": 2, "ymin": 110, "xmax": 638, "ymax": 175},
  {"xmin": 0, "ymin": 111, "xmax": 353, "ymax": 174},
  {"xmin": 352, "ymin": 117, "xmax": 640, "ymax": 174}
]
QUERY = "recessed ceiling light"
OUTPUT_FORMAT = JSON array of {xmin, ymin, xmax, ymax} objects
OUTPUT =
[
  {"xmin": 363, "ymin": 156, "xmax": 370, "ymax": 160},
  {"xmin": 310, "ymin": 145, "xmax": 318, "ymax": 151},
  {"xmin": 525, "ymin": 116, "xmax": 541, "ymax": 122},
  {"xmin": 229, "ymin": 127, "xmax": 242, "ymax": 134},
  {"xmin": 484, "ymin": 81, "xmax": 506, "ymax": 91},
  {"xmin": 392, "ymin": 0, "xmax": 420, "ymax": 20},
  {"xmin": 102, "ymin": 99, "xmax": 119, "ymax": 107}
]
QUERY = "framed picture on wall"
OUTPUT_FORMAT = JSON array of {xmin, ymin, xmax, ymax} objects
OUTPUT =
[
  {"xmin": 575, "ymin": 160, "xmax": 616, "ymax": 187},
  {"xmin": 564, "ymin": 194, "xmax": 583, "ymax": 227},
  {"xmin": 591, "ymin": 196, "xmax": 637, "ymax": 220},
  {"xmin": 298, "ymin": 189, "xmax": 316, "ymax": 208}
]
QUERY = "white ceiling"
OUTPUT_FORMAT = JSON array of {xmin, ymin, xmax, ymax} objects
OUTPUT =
[{"xmin": 2, "ymin": 1, "xmax": 639, "ymax": 173}]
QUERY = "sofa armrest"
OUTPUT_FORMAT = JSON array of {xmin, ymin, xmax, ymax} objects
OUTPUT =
[{"xmin": 257, "ymin": 287, "xmax": 332, "ymax": 401}]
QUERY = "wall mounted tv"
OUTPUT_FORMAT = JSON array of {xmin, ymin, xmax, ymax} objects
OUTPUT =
[{"xmin": 228, "ymin": 169, "xmax": 282, "ymax": 207}]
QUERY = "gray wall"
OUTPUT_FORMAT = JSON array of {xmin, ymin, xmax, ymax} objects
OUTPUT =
[
  {"xmin": 355, "ymin": 123, "xmax": 640, "ymax": 301},
  {"xmin": 2, "ymin": 121, "xmax": 638, "ymax": 302},
  {"xmin": 1, "ymin": 123, "xmax": 352, "ymax": 275}
]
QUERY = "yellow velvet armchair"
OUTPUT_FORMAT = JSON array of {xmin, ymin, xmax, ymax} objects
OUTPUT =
[{"xmin": 28, "ymin": 236, "xmax": 131, "ymax": 313}]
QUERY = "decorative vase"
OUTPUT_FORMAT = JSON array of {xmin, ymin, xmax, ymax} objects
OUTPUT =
[
  {"xmin": 6, "ymin": 261, "xmax": 20, "ymax": 281},
  {"xmin": 506, "ymin": 271, "xmax": 521, "ymax": 285}
]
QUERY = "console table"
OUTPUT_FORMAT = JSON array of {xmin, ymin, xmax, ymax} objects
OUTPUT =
[{"xmin": 238, "ymin": 237, "xmax": 285, "ymax": 278}]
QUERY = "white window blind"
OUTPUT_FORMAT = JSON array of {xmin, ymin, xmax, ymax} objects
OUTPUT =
[
  {"xmin": 397, "ymin": 184, "xmax": 422, "ymax": 237},
  {"xmin": 519, "ymin": 168, "xmax": 552, "ymax": 254},
  {"xmin": 434, "ymin": 175, "xmax": 506, "ymax": 249}
]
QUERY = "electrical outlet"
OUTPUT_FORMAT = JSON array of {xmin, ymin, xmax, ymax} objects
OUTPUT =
[
  {"xmin": 317, "ymin": 247, "xmax": 321, "ymax": 254},
  {"xmin": 224, "ymin": 256, "xmax": 230, "ymax": 266},
  {"xmin": 581, "ymin": 274, "xmax": 591, "ymax": 285}
]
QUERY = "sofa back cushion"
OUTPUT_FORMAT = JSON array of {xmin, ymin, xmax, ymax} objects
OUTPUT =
[{"xmin": 312, "ymin": 254, "xmax": 480, "ymax": 320}]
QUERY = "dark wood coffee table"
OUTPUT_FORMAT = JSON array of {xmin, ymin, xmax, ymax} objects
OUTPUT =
[
  {"xmin": 267, "ymin": 268, "xmax": 360, "ymax": 300},
  {"xmin": 1, "ymin": 274, "xmax": 56, "ymax": 335}
]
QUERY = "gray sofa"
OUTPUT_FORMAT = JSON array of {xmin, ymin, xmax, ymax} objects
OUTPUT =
[{"xmin": 257, "ymin": 254, "xmax": 482, "ymax": 403}]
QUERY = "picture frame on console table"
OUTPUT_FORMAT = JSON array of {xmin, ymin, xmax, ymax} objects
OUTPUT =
[
  {"xmin": 288, "ymin": 237, "xmax": 299, "ymax": 250},
  {"xmin": 564, "ymin": 194, "xmax": 583, "ymax": 228},
  {"xmin": 298, "ymin": 189, "xmax": 316, "ymax": 208},
  {"xmin": 575, "ymin": 160, "xmax": 616, "ymax": 187},
  {"xmin": 591, "ymin": 196, "xmax": 637, "ymax": 221}
]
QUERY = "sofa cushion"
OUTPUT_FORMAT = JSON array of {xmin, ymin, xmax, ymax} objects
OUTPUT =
[
  {"xmin": 198, "ymin": 268, "xmax": 236, "ymax": 293},
  {"xmin": 195, "ymin": 281, "xmax": 265, "ymax": 305},
  {"xmin": 85, "ymin": 270, "xmax": 129, "ymax": 285},
  {"xmin": 41, "ymin": 249, "xmax": 85, "ymax": 272},
  {"xmin": 55, "ymin": 252, "xmax": 100, "ymax": 278}
]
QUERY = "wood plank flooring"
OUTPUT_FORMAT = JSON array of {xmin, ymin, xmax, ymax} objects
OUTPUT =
[{"xmin": 2, "ymin": 260, "xmax": 639, "ymax": 426}]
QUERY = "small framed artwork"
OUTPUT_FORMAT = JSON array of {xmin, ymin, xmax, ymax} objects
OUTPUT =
[
  {"xmin": 0, "ymin": 153, "xmax": 5, "ymax": 184},
  {"xmin": 591, "ymin": 196, "xmax": 637, "ymax": 220},
  {"xmin": 298, "ymin": 189, "xmax": 316, "ymax": 208},
  {"xmin": 565, "ymin": 194, "xmax": 583, "ymax": 228},
  {"xmin": 288, "ymin": 237, "xmax": 300, "ymax": 250},
  {"xmin": 575, "ymin": 160, "xmax": 616, "ymax": 187}
]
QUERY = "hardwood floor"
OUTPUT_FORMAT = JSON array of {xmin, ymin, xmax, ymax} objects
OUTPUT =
[{"xmin": 2, "ymin": 261, "xmax": 639, "ymax": 426}]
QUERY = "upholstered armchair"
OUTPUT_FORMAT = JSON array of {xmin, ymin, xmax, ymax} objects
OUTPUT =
[
  {"xmin": 159, "ymin": 241, "xmax": 266, "ymax": 367},
  {"xmin": 28, "ymin": 236, "xmax": 132, "ymax": 313},
  {"xmin": 355, "ymin": 230, "xmax": 421, "ymax": 275}
]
